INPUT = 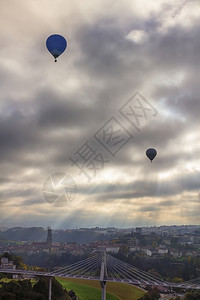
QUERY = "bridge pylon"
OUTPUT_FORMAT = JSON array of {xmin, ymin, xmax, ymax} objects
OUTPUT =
[
  {"xmin": 100, "ymin": 251, "xmax": 107, "ymax": 300},
  {"xmin": 48, "ymin": 276, "xmax": 52, "ymax": 300}
]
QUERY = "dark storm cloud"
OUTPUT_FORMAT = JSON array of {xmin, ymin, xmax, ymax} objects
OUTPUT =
[
  {"xmin": 0, "ymin": 110, "xmax": 36, "ymax": 158},
  {"xmin": 35, "ymin": 88, "xmax": 108, "ymax": 129},
  {"xmin": 73, "ymin": 23, "xmax": 151, "ymax": 102},
  {"xmin": 148, "ymin": 26, "xmax": 200, "ymax": 69},
  {"xmin": 0, "ymin": 86, "xmax": 109, "ymax": 168},
  {"xmin": 75, "ymin": 16, "xmax": 200, "ymax": 89}
]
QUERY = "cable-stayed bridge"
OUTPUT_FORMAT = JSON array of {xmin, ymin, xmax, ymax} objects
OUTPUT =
[{"xmin": 1, "ymin": 252, "xmax": 200, "ymax": 300}]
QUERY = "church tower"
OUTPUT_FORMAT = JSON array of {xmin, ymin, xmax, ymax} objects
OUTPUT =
[{"xmin": 47, "ymin": 227, "xmax": 52, "ymax": 253}]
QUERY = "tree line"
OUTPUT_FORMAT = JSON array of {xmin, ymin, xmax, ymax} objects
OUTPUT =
[{"xmin": 0, "ymin": 277, "xmax": 78, "ymax": 300}]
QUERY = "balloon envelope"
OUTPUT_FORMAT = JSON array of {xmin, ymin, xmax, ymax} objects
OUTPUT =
[
  {"xmin": 146, "ymin": 148, "xmax": 157, "ymax": 162},
  {"xmin": 46, "ymin": 34, "xmax": 67, "ymax": 61}
]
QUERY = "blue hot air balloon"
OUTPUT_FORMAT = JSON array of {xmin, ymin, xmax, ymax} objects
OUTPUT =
[
  {"xmin": 46, "ymin": 34, "xmax": 67, "ymax": 62},
  {"xmin": 146, "ymin": 148, "xmax": 157, "ymax": 162}
]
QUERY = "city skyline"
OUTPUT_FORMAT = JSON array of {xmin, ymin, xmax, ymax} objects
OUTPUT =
[{"xmin": 0, "ymin": 0, "xmax": 200, "ymax": 229}]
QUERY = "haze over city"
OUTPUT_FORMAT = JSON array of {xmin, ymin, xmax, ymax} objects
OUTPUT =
[{"xmin": 0, "ymin": 0, "xmax": 200, "ymax": 229}]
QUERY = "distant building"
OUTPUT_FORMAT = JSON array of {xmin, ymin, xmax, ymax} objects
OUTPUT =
[
  {"xmin": 106, "ymin": 246, "xmax": 120, "ymax": 254},
  {"xmin": 0, "ymin": 257, "xmax": 16, "ymax": 270},
  {"xmin": 170, "ymin": 249, "xmax": 182, "ymax": 258},
  {"xmin": 157, "ymin": 248, "xmax": 168, "ymax": 255},
  {"xmin": 1, "ymin": 257, "xmax": 8, "ymax": 265},
  {"xmin": 141, "ymin": 248, "xmax": 153, "ymax": 256}
]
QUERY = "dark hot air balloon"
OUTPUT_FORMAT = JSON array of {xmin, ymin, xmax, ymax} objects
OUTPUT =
[
  {"xmin": 46, "ymin": 34, "xmax": 67, "ymax": 62},
  {"xmin": 146, "ymin": 148, "xmax": 157, "ymax": 162}
]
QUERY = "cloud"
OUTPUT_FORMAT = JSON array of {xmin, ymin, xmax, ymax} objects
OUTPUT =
[
  {"xmin": 126, "ymin": 30, "xmax": 148, "ymax": 44},
  {"xmin": 0, "ymin": 0, "xmax": 200, "ymax": 228}
]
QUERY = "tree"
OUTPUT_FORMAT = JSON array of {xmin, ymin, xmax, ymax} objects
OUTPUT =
[
  {"xmin": 0, "ymin": 277, "xmax": 73, "ymax": 300},
  {"xmin": 184, "ymin": 289, "xmax": 200, "ymax": 300},
  {"xmin": 138, "ymin": 287, "xmax": 160, "ymax": 300},
  {"xmin": 172, "ymin": 277, "xmax": 183, "ymax": 283},
  {"xmin": 34, "ymin": 277, "xmax": 72, "ymax": 300},
  {"xmin": 0, "ymin": 280, "xmax": 44, "ymax": 300},
  {"xmin": 0, "ymin": 253, "xmax": 28, "ymax": 270}
]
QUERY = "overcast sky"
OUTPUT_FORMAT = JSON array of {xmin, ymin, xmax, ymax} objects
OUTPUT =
[{"xmin": 0, "ymin": 0, "xmax": 200, "ymax": 229}]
